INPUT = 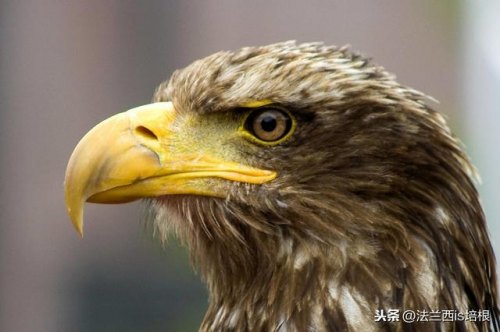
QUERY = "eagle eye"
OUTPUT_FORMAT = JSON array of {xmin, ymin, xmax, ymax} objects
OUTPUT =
[{"xmin": 244, "ymin": 108, "xmax": 294, "ymax": 143}]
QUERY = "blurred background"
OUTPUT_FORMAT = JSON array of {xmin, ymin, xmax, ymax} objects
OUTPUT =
[{"xmin": 0, "ymin": 1, "xmax": 498, "ymax": 331}]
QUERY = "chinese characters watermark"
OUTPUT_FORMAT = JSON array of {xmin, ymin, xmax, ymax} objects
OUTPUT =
[{"xmin": 374, "ymin": 309, "xmax": 491, "ymax": 323}]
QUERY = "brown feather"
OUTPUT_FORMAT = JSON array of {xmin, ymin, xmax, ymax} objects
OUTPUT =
[{"xmin": 148, "ymin": 41, "xmax": 499, "ymax": 331}]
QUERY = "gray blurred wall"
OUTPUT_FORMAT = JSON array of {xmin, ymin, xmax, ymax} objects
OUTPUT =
[{"xmin": 0, "ymin": 1, "xmax": 497, "ymax": 331}]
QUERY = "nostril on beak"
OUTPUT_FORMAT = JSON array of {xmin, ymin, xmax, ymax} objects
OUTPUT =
[{"xmin": 135, "ymin": 126, "xmax": 158, "ymax": 141}]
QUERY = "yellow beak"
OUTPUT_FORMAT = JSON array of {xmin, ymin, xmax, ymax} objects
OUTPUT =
[{"xmin": 64, "ymin": 102, "xmax": 276, "ymax": 236}]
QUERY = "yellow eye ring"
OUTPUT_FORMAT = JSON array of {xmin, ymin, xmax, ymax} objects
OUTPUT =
[{"xmin": 240, "ymin": 107, "xmax": 296, "ymax": 145}]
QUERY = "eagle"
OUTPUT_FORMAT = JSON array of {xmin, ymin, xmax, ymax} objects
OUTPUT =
[{"xmin": 65, "ymin": 41, "xmax": 499, "ymax": 331}]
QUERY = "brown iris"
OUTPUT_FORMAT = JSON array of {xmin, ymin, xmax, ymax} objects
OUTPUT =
[{"xmin": 246, "ymin": 108, "xmax": 292, "ymax": 142}]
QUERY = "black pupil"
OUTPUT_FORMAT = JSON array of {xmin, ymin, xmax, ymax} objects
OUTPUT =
[{"xmin": 261, "ymin": 115, "xmax": 277, "ymax": 132}]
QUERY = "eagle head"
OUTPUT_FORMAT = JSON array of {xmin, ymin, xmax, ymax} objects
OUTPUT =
[{"xmin": 65, "ymin": 41, "xmax": 499, "ymax": 331}]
